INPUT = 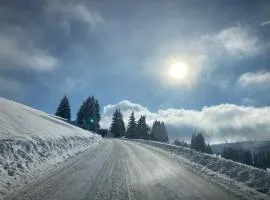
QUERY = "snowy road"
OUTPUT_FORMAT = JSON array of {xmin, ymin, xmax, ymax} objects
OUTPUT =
[{"xmin": 7, "ymin": 139, "xmax": 248, "ymax": 200}]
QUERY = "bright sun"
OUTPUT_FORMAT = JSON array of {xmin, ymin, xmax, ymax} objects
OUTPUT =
[{"xmin": 168, "ymin": 62, "xmax": 188, "ymax": 80}]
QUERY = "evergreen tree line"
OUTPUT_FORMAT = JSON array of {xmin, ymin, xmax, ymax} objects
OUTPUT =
[
  {"xmin": 191, "ymin": 133, "xmax": 212, "ymax": 154},
  {"xmin": 222, "ymin": 147, "xmax": 252, "ymax": 165},
  {"xmin": 173, "ymin": 133, "xmax": 212, "ymax": 154},
  {"xmin": 55, "ymin": 96, "xmax": 169, "ymax": 142},
  {"xmin": 110, "ymin": 110, "xmax": 169, "ymax": 143},
  {"xmin": 253, "ymin": 151, "xmax": 270, "ymax": 169},
  {"xmin": 56, "ymin": 95, "xmax": 270, "ymax": 170},
  {"xmin": 173, "ymin": 139, "xmax": 188, "ymax": 148},
  {"xmin": 222, "ymin": 147, "xmax": 270, "ymax": 169},
  {"xmin": 55, "ymin": 95, "xmax": 101, "ymax": 133}
]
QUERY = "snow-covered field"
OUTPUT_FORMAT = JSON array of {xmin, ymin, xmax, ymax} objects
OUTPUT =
[
  {"xmin": 134, "ymin": 139, "xmax": 270, "ymax": 196},
  {"xmin": 0, "ymin": 97, "xmax": 102, "ymax": 198}
]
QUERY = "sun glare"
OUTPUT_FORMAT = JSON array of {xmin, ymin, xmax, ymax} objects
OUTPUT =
[{"xmin": 168, "ymin": 62, "xmax": 188, "ymax": 80}]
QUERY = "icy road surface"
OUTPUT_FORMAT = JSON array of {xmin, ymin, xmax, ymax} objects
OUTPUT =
[{"xmin": 7, "ymin": 139, "xmax": 250, "ymax": 200}]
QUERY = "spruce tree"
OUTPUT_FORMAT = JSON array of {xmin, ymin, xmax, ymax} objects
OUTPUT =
[
  {"xmin": 76, "ymin": 100, "xmax": 86, "ymax": 127},
  {"xmin": 197, "ymin": 133, "xmax": 206, "ymax": 152},
  {"xmin": 150, "ymin": 120, "xmax": 169, "ymax": 142},
  {"xmin": 173, "ymin": 139, "xmax": 188, "ymax": 148},
  {"xmin": 137, "ymin": 116, "xmax": 150, "ymax": 140},
  {"xmin": 55, "ymin": 96, "xmax": 71, "ymax": 120},
  {"xmin": 173, "ymin": 139, "xmax": 181, "ymax": 146},
  {"xmin": 94, "ymin": 99, "xmax": 101, "ymax": 131},
  {"xmin": 205, "ymin": 144, "xmax": 213, "ymax": 154},
  {"xmin": 150, "ymin": 120, "xmax": 158, "ymax": 141},
  {"xmin": 245, "ymin": 150, "xmax": 252, "ymax": 165},
  {"xmin": 119, "ymin": 117, "xmax": 126, "ymax": 137},
  {"xmin": 221, "ymin": 147, "xmax": 228, "ymax": 159},
  {"xmin": 110, "ymin": 110, "xmax": 118, "ymax": 137},
  {"xmin": 191, "ymin": 133, "xmax": 206, "ymax": 153},
  {"xmin": 126, "ymin": 112, "xmax": 137, "ymax": 138},
  {"xmin": 190, "ymin": 134, "xmax": 196, "ymax": 150},
  {"xmin": 161, "ymin": 122, "xmax": 169, "ymax": 142},
  {"xmin": 76, "ymin": 96, "xmax": 100, "ymax": 132},
  {"xmin": 222, "ymin": 147, "xmax": 254, "ymax": 166},
  {"xmin": 110, "ymin": 109, "xmax": 125, "ymax": 137}
]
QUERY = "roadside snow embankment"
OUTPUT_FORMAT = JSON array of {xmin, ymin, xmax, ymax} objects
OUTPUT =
[
  {"xmin": 134, "ymin": 139, "xmax": 270, "ymax": 195},
  {"xmin": 0, "ymin": 97, "xmax": 102, "ymax": 198}
]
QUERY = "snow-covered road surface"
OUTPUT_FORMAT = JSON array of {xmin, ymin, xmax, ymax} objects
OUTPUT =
[{"xmin": 6, "ymin": 139, "xmax": 261, "ymax": 200}]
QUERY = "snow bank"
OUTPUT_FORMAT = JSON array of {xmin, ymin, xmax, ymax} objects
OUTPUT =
[
  {"xmin": 134, "ymin": 139, "xmax": 270, "ymax": 195},
  {"xmin": 0, "ymin": 97, "xmax": 102, "ymax": 198}
]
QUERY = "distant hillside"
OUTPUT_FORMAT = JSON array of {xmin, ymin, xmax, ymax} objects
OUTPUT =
[{"xmin": 211, "ymin": 141, "xmax": 270, "ymax": 155}]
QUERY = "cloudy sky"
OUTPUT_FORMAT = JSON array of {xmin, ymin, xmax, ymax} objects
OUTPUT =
[{"xmin": 1, "ymin": 0, "xmax": 270, "ymax": 143}]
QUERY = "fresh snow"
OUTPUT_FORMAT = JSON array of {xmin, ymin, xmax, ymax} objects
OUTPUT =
[
  {"xmin": 0, "ymin": 97, "xmax": 102, "ymax": 198},
  {"xmin": 134, "ymin": 139, "xmax": 270, "ymax": 197},
  {"xmin": 1, "ymin": 96, "xmax": 269, "ymax": 199}
]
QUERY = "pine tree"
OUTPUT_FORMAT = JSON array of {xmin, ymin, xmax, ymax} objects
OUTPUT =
[
  {"xmin": 119, "ymin": 118, "xmax": 126, "ymax": 137},
  {"xmin": 76, "ymin": 96, "xmax": 100, "ymax": 132},
  {"xmin": 76, "ymin": 100, "xmax": 86, "ymax": 127},
  {"xmin": 137, "ymin": 116, "xmax": 150, "ymax": 140},
  {"xmin": 161, "ymin": 122, "xmax": 169, "ymax": 142},
  {"xmin": 173, "ymin": 139, "xmax": 181, "ymax": 146},
  {"xmin": 150, "ymin": 120, "xmax": 158, "ymax": 141},
  {"xmin": 197, "ymin": 133, "xmax": 206, "ymax": 152},
  {"xmin": 173, "ymin": 139, "xmax": 188, "ymax": 147},
  {"xmin": 191, "ymin": 133, "xmax": 206, "ymax": 153},
  {"xmin": 55, "ymin": 96, "xmax": 71, "ymax": 120},
  {"xmin": 222, "ymin": 147, "xmax": 253, "ymax": 166},
  {"xmin": 94, "ymin": 99, "xmax": 101, "ymax": 131},
  {"xmin": 150, "ymin": 120, "xmax": 169, "ymax": 142},
  {"xmin": 190, "ymin": 134, "xmax": 196, "ymax": 150},
  {"xmin": 221, "ymin": 147, "xmax": 228, "ymax": 159},
  {"xmin": 205, "ymin": 144, "xmax": 213, "ymax": 154},
  {"xmin": 245, "ymin": 150, "xmax": 252, "ymax": 165},
  {"xmin": 126, "ymin": 112, "xmax": 137, "ymax": 138},
  {"xmin": 110, "ymin": 109, "xmax": 125, "ymax": 137},
  {"xmin": 254, "ymin": 152, "xmax": 270, "ymax": 169}
]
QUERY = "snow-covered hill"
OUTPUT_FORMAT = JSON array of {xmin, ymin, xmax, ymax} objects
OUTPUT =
[{"xmin": 0, "ymin": 97, "xmax": 102, "ymax": 198}]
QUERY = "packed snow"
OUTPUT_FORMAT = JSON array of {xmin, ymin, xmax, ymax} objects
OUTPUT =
[
  {"xmin": 134, "ymin": 139, "xmax": 270, "ymax": 196},
  {"xmin": 0, "ymin": 97, "xmax": 102, "ymax": 198}
]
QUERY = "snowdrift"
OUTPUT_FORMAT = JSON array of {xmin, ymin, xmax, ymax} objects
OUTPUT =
[
  {"xmin": 134, "ymin": 139, "xmax": 270, "ymax": 195},
  {"xmin": 0, "ymin": 97, "xmax": 102, "ymax": 198}
]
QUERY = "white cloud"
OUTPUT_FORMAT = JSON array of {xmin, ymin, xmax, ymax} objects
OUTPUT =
[
  {"xmin": 144, "ymin": 25, "xmax": 264, "ymax": 88},
  {"xmin": 46, "ymin": 0, "xmax": 104, "ymax": 31},
  {"xmin": 101, "ymin": 100, "xmax": 270, "ymax": 144},
  {"xmin": 73, "ymin": 3, "xmax": 104, "ymax": 27},
  {"xmin": 100, "ymin": 100, "xmax": 156, "ymax": 129},
  {"xmin": 261, "ymin": 20, "xmax": 270, "ymax": 26},
  {"xmin": 215, "ymin": 25, "xmax": 262, "ymax": 56},
  {"xmin": 0, "ymin": 30, "xmax": 58, "ymax": 72},
  {"xmin": 60, "ymin": 78, "xmax": 89, "ymax": 93},
  {"xmin": 238, "ymin": 71, "xmax": 270, "ymax": 87},
  {"xmin": 194, "ymin": 25, "xmax": 263, "ymax": 60}
]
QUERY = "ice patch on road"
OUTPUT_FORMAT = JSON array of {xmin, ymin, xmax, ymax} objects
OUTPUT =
[
  {"xmin": 0, "ymin": 97, "xmax": 102, "ymax": 198},
  {"xmin": 134, "ymin": 139, "xmax": 270, "ymax": 197}
]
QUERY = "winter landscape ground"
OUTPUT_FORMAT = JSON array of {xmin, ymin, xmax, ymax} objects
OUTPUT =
[
  {"xmin": 0, "ymin": 97, "xmax": 102, "ymax": 199},
  {"xmin": 0, "ymin": 98, "xmax": 269, "ymax": 200},
  {"xmin": 1, "ymin": 0, "xmax": 270, "ymax": 199}
]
